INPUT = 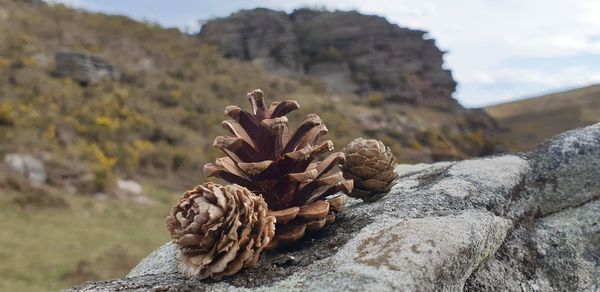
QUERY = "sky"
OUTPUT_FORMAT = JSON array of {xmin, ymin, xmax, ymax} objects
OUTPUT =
[{"xmin": 48, "ymin": 0, "xmax": 600, "ymax": 107}]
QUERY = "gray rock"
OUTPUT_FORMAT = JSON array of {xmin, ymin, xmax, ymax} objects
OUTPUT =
[
  {"xmin": 533, "ymin": 200, "xmax": 600, "ymax": 291},
  {"xmin": 115, "ymin": 178, "xmax": 156, "ymax": 206},
  {"xmin": 466, "ymin": 197, "xmax": 600, "ymax": 292},
  {"xmin": 128, "ymin": 242, "xmax": 179, "ymax": 278},
  {"xmin": 199, "ymin": 8, "xmax": 456, "ymax": 105},
  {"xmin": 4, "ymin": 153, "xmax": 46, "ymax": 187},
  {"xmin": 54, "ymin": 52, "xmax": 120, "ymax": 84},
  {"xmin": 67, "ymin": 123, "xmax": 600, "ymax": 291},
  {"xmin": 200, "ymin": 8, "xmax": 301, "ymax": 74},
  {"xmin": 329, "ymin": 212, "xmax": 511, "ymax": 291},
  {"xmin": 116, "ymin": 179, "xmax": 143, "ymax": 196},
  {"xmin": 524, "ymin": 122, "xmax": 600, "ymax": 216}
]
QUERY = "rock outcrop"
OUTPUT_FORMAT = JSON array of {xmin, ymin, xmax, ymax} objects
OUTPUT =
[
  {"xmin": 68, "ymin": 123, "xmax": 600, "ymax": 291},
  {"xmin": 54, "ymin": 52, "xmax": 120, "ymax": 84},
  {"xmin": 200, "ymin": 8, "xmax": 455, "ymax": 106},
  {"xmin": 4, "ymin": 153, "xmax": 46, "ymax": 187},
  {"xmin": 115, "ymin": 179, "xmax": 156, "ymax": 206}
]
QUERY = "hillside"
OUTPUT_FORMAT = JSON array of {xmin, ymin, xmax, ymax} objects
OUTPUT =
[
  {"xmin": 0, "ymin": 2, "xmax": 501, "ymax": 193},
  {"xmin": 485, "ymin": 84, "xmax": 600, "ymax": 151}
]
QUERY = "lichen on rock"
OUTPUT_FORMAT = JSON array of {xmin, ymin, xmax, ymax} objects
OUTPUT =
[{"xmin": 68, "ymin": 123, "xmax": 600, "ymax": 292}]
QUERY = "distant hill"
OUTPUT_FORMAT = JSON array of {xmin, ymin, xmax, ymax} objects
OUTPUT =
[{"xmin": 485, "ymin": 84, "xmax": 600, "ymax": 151}]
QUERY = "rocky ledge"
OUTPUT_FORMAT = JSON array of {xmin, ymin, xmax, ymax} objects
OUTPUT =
[
  {"xmin": 199, "ymin": 8, "xmax": 456, "ymax": 105},
  {"xmin": 68, "ymin": 123, "xmax": 600, "ymax": 291}
]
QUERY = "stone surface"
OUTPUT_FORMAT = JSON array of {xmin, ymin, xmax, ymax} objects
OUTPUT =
[
  {"xmin": 335, "ymin": 212, "xmax": 510, "ymax": 291},
  {"xmin": 68, "ymin": 123, "xmax": 600, "ymax": 292},
  {"xmin": 200, "ymin": 8, "xmax": 300, "ymax": 74},
  {"xmin": 115, "ymin": 178, "xmax": 156, "ymax": 206},
  {"xmin": 116, "ymin": 179, "xmax": 143, "ymax": 196},
  {"xmin": 128, "ymin": 242, "xmax": 179, "ymax": 278},
  {"xmin": 524, "ymin": 122, "xmax": 600, "ymax": 216},
  {"xmin": 4, "ymin": 153, "xmax": 47, "ymax": 187}
]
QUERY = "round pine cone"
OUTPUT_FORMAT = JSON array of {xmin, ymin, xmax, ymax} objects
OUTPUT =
[
  {"xmin": 165, "ymin": 182, "xmax": 275, "ymax": 279},
  {"xmin": 342, "ymin": 138, "xmax": 398, "ymax": 201}
]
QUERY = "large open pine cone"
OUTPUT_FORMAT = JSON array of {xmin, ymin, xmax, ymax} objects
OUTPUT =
[
  {"xmin": 204, "ymin": 89, "xmax": 352, "ymax": 248},
  {"xmin": 342, "ymin": 138, "xmax": 398, "ymax": 201},
  {"xmin": 165, "ymin": 182, "xmax": 275, "ymax": 279}
]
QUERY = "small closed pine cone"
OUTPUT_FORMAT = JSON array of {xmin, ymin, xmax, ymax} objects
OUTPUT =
[
  {"xmin": 165, "ymin": 182, "xmax": 275, "ymax": 279},
  {"xmin": 342, "ymin": 138, "xmax": 398, "ymax": 201}
]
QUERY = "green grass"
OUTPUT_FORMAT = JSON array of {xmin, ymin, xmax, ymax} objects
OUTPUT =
[{"xmin": 0, "ymin": 184, "xmax": 177, "ymax": 291}]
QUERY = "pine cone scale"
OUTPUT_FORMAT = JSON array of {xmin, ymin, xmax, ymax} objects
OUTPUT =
[
  {"xmin": 277, "ymin": 223, "xmax": 306, "ymax": 242},
  {"xmin": 305, "ymin": 217, "xmax": 327, "ymax": 232},
  {"xmin": 221, "ymin": 120, "xmax": 258, "ymax": 150},
  {"xmin": 283, "ymin": 115, "xmax": 323, "ymax": 153},
  {"xmin": 268, "ymin": 100, "xmax": 300, "ymax": 118},
  {"xmin": 342, "ymin": 138, "xmax": 398, "ymax": 201},
  {"xmin": 297, "ymin": 200, "xmax": 329, "ymax": 219},
  {"xmin": 267, "ymin": 206, "xmax": 300, "ymax": 224},
  {"xmin": 326, "ymin": 194, "xmax": 345, "ymax": 212}
]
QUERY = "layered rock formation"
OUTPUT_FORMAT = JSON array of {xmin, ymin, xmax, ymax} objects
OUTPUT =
[
  {"xmin": 3, "ymin": 153, "xmax": 46, "ymax": 187},
  {"xmin": 54, "ymin": 52, "xmax": 120, "ymax": 85},
  {"xmin": 68, "ymin": 123, "xmax": 600, "ymax": 291},
  {"xmin": 200, "ymin": 8, "xmax": 455, "ymax": 106}
]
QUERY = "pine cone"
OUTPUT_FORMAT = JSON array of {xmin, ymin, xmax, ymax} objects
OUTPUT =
[
  {"xmin": 342, "ymin": 138, "xmax": 397, "ymax": 201},
  {"xmin": 165, "ymin": 182, "xmax": 275, "ymax": 279},
  {"xmin": 204, "ymin": 89, "xmax": 352, "ymax": 248}
]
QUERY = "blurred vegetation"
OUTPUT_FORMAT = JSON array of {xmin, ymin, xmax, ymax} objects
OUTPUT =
[
  {"xmin": 0, "ymin": 2, "xmax": 369, "ymax": 290},
  {"xmin": 367, "ymin": 93, "xmax": 385, "ymax": 107},
  {"xmin": 0, "ymin": 1, "xmax": 495, "ymax": 193},
  {"xmin": 0, "ymin": 0, "xmax": 366, "ymax": 194},
  {"xmin": 0, "ymin": 182, "xmax": 175, "ymax": 291}
]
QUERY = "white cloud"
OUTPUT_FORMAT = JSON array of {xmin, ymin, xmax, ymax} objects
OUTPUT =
[{"xmin": 458, "ymin": 65, "xmax": 600, "ymax": 106}]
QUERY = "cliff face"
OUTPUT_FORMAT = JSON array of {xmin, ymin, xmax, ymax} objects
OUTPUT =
[
  {"xmin": 200, "ymin": 8, "xmax": 456, "ymax": 107},
  {"xmin": 200, "ymin": 9, "xmax": 301, "ymax": 72}
]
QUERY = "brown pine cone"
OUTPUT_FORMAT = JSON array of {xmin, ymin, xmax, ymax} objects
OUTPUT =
[
  {"xmin": 203, "ymin": 89, "xmax": 352, "ymax": 248},
  {"xmin": 165, "ymin": 182, "xmax": 275, "ymax": 279},
  {"xmin": 342, "ymin": 138, "xmax": 398, "ymax": 201},
  {"xmin": 264, "ymin": 193, "xmax": 345, "ymax": 249}
]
